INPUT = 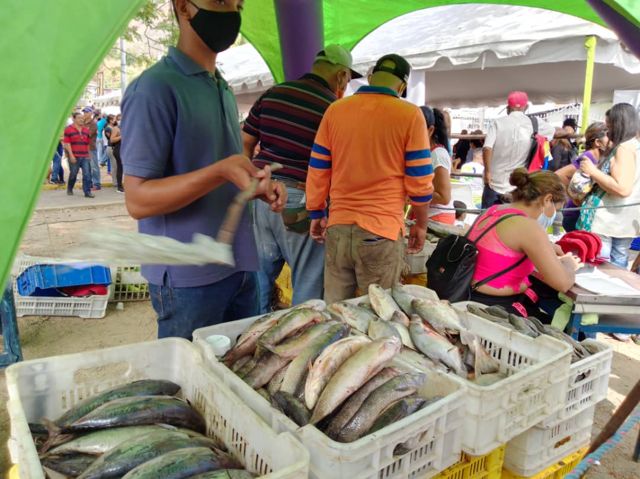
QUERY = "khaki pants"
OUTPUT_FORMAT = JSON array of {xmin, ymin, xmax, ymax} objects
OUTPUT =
[{"xmin": 324, "ymin": 224, "xmax": 404, "ymax": 304}]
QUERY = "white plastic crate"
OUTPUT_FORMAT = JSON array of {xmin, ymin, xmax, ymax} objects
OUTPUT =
[
  {"xmin": 12, "ymin": 254, "xmax": 109, "ymax": 318},
  {"xmin": 109, "ymin": 265, "xmax": 150, "ymax": 302},
  {"xmin": 6, "ymin": 338, "xmax": 309, "ymax": 479},
  {"xmin": 503, "ymin": 405, "xmax": 595, "ymax": 477},
  {"xmin": 540, "ymin": 339, "xmax": 612, "ymax": 426},
  {"xmin": 451, "ymin": 302, "xmax": 572, "ymax": 455},
  {"xmin": 193, "ymin": 316, "xmax": 466, "ymax": 479}
]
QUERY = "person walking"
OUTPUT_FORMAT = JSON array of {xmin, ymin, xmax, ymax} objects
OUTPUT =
[
  {"xmin": 242, "ymin": 45, "xmax": 362, "ymax": 313},
  {"xmin": 63, "ymin": 112, "xmax": 94, "ymax": 198},
  {"xmin": 306, "ymin": 54, "xmax": 434, "ymax": 303},
  {"xmin": 482, "ymin": 91, "xmax": 558, "ymax": 208},
  {"xmin": 97, "ymin": 111, "xmax": 108, "ymax": 168},
  {"xmin": 82, "ymin": 107, "xmax": 101, "ymax": 190},
  {"xmin": 109, "ymin": 115, "xmax": 124, "ymax": 192},
  {"xmin": 121, "ymin": 0, "xmax": 285, "ymax": 340},
  {"xmin": 50, "ymin": 137, "xmax": 65, "ymax": 185},
  {"xmin": 577, "ymin": 103, "xmax": 640, "ymax": 268}
]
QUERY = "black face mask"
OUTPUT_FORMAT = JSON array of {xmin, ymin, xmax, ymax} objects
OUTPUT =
[{"xmin": 188, "ymin": 1, "xmax": 241, "ymax": 53}]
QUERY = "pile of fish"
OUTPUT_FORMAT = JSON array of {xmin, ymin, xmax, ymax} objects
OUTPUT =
[
  {"xmin": 222, "ymin": 298, "xmax": 435, "ymax": 443},
  {"xmin": 30, "ymin": 379, "xmax": 253, "ymax": 479},
  {"xmin": 466, "ymin": 304, "xmax": 598, "ymax": 363}
]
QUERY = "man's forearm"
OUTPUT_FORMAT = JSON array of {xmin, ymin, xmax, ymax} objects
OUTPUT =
[
  {"xmin": 412, "ymin": 203, "xmax": 429, "ymax": 229},
  {"xmin": 242, "ymin": 132, "xmax": 259, "ymax": 159},
  {"xmin": 482, "ymin": 147, "xmax": 492, "ymax": 170},
  {"xmin": 124, "ymin": 163, "xmax": 228, "ymax": 220}
]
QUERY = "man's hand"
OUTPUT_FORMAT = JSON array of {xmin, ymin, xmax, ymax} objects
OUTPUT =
[
  {"xmin": 483, "ymin": 169, "xmax": 492, "ymax": 186},
  {"xmin": 218, "ymin": 154, "xmax": 276, "ymax": 203},
  {"xmin": 218, "ymin": 154, "xmax": 259, "ymax": 190},
  {"xmin": 310, "ymin": 217, "xmax": 328, "ymax": 244},
  {"xmin": 407, "ymin": 223, "xmax": 426, "ymax": 254},
  {"xmin": 69, "ymin": 155, "xmax": 77, "ymax": 165},
  {"xmin": 262, "ymin": 180, "xmax": 287, "ymax": 213}
]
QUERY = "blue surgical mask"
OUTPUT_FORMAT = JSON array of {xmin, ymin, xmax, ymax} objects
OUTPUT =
[{"xmin": 538, "ymin": 206, "xmax": 557, "ymax": 230}]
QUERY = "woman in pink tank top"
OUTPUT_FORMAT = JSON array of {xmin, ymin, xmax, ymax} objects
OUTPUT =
[{"xmin": 468, "ymin": 168, "xmax": 582, "ymax": 317}]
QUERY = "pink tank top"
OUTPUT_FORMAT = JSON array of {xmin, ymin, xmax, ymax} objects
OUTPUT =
[{"xmin": 467, "ymin": 206, "xmax": 535, "ymax": 290}]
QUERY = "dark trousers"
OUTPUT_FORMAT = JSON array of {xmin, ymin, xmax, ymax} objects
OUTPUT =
[
  {"xmin": 149, "ymin": 272, "xmax": 259, "ymax": 339},
  {"xmin": 67, "ymin": 157, "xmax": 92, "ymax": 195},
  {"xmin": 113, "ymin": 144, "xmax": 123, "ymax": 189},
  {"xmin": 481, "ymin": 185, "xmax": 504, "ymax": 209},
  {"xmin": 562, "ymin": 214, "xmax": 579, "ymax": 233},
  {"xmin": 51, "ymin": 152, "xmax": 64, "ymax": 183}
]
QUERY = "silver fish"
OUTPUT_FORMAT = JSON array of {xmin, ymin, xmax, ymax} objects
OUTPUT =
[
  {"xmin": 327, "ymin": 302, "xmax": 377, "ymax": 333},
  {"xmin": 409, "ymin": 316, "xmax": 466, "ymax": 377},
  {"xmin": 412, "ymin": 299, "xmax": 463, "ymax": 335},
  {"xmin": 369, "ymin": 284, "xmax": 402, "ymax": 321}
]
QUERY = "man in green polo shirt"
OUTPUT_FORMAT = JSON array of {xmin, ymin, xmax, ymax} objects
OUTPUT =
[{"xmin": 121, "ymin": 0, "xmax": 286, "ymax": 339}]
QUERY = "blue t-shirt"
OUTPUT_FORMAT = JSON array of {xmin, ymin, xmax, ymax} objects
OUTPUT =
[
  {"xmin": 121, "ymin": 47, "xmax": 258, "ymax": 287},
  {"xmin": 97, "ymin": 117, "xmax": 107, "ymax": 137}
]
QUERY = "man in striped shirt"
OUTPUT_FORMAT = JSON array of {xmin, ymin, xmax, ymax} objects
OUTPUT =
[
  {"xmin": 243, "ymin": 45, "xmax": 362, "ymax": 312},
  {"xmin": 306, "ymin": 54, "xmax": 434, "ymax": 303},
  {"xmin": 63, "ymin": 112, "xmax": 94, "ymax": 198}
]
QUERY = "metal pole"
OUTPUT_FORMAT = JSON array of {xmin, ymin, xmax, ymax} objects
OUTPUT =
[
  {"xmin": 120, "ymin": 37, "xmax": 127, "ymax": 94},
  {"xmin": 580, "ymin": 36, "xmax": 597, "ymax": 133},
  {"xmin": 274, "ymin": 0, "xmax": 324, "ymax": 81}
]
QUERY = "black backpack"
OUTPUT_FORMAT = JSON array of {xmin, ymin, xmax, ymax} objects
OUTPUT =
[
  {"xmin": 425, "ymin": 214, "xmax": 527, "ymax": 302},
  {"xmin": 525, "ymin": 116, "xmax": 539, "ymax": 169}
]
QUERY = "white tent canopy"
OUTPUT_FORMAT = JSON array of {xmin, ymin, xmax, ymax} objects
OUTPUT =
[{"xmin": 218, "ymin": 4, "xmax": 640, "ymax": 108}]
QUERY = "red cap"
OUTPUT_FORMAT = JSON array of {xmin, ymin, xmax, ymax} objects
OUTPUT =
[{"xmin": 508, "ymin": 91, "xmax": 529, "ymax": 108}]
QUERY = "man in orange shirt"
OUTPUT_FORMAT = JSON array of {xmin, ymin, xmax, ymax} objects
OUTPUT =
[{"xmin": 306, "ymin": 54, "xmax": 434, "ymax": 303}]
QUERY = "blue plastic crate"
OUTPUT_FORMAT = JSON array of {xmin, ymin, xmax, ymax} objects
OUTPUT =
[
  {"xmin": 631, "ymin": 237, "xmax": 640, "ymax": 251},
  {"xmin": 16, "ymin": 263, "xmax": 111, "ymax": 297}
]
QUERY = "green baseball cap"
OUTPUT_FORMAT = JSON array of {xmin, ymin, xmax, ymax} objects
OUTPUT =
[{"xmin": 315, "ymin": 44, "xmax": 363, "ymax": 79}]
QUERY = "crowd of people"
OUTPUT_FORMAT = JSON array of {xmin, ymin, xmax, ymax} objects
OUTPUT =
[
  {"xmin": 110, "ymin": 0, "xmax": 640, "ymax": 341},
  {"xmin": 50, "ymin": 108, "xmax": 123, "ymax": 197}
]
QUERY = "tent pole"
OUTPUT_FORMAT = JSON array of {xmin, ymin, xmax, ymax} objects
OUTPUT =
[
  {"xmin": 581, "ymin": 36, "xmax": 597, "ymax": 133},
  {"xmin": 274, "ymin": 0, "xmax": 324, "ymax": 81}
]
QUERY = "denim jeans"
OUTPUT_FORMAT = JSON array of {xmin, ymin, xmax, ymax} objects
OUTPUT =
[
  {"xmin": 149, "ymin": 271, "xmax": 259, "ymax": 339},
  {"xmin": 481, "ymin": 185, "xmax": 504, "ymax": 209},
  {"xmin": 67, "ymin": 157, "xmax": 92, "ymax": 196},
  {"xmin": 253, "ymin": 186, "xmax": 325, "ymax": 313},
  {"xmin": 97, "ymin": 141, "xmax": 106, "ymax": 166},
  {"xmin": 598, "ymin": 235, "xmax": 632, "ymax": 268},
  {"xmin": 51, "ymin": 152, "xmax": 64, "ymax": 183},
  {"xmin": 89, "ymin": 148, "xmax": 101, "ymax": 188}
]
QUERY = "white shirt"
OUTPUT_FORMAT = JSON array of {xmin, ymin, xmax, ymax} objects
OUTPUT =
[
  {"xmin": 429, "ymin": 146, "xmax": 455, "ymax": 218},
  {"xmin": 483, "ymin": 111, "xmax": 555, "ymax": 194}
]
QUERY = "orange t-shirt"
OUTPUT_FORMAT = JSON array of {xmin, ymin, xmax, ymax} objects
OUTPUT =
[{"xmin": 306, "ymin": 86, "xmax": 434, "ymax": 240}]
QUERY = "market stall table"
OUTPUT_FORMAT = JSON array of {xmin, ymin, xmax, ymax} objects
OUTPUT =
[{"xmin": 566, "ymin": 262, "xmax": 640, "ymax": 339}]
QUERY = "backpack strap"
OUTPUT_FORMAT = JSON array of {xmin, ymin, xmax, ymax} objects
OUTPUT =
[
  {"xmin": 467, "ymin": 213, "xmax": 522, "ymax": 244},
  {"xmin": 466, "ymin": 212, "xmax": 529, "ymax": 290},
  {"xmin": 530, "ymin": 115, "xmax": 539, "ymax": 134},
  {"xmin": 472, "ymin": 255, "xmax": 527, "ymax": 291}
]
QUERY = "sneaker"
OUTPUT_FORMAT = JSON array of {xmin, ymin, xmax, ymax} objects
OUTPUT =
[
  {"xmin": 67, "ymin": 190, "xmax": 74, "ymax": 196},
  {"xmin": 92, "ymin": 186, "xmax": 101, "ymax": 191},
  {"xmin": 116, "ymin": 188, "xmax": 124, "ymax": 193},
  {"xmin": 85, "ymin": 193, "xmax": 95, "ymax": 198}
]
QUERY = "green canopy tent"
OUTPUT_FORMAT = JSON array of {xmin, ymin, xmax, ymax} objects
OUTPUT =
[{"xmin": 1, "ymin": 0, "xmax": 639, "ymax": 289}]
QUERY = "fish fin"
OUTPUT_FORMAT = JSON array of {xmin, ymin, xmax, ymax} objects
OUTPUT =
[{"xmin": 38, "ymin": 419, "xmax": 74, "ymax": 455}]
